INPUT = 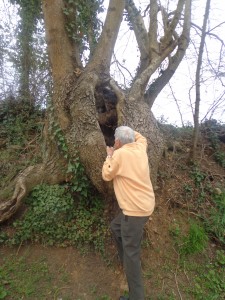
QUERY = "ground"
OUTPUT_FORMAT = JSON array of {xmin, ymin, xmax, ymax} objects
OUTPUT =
[{"xmin": 0, "ymin": 126, "xmax": 225, "ymax": 300}]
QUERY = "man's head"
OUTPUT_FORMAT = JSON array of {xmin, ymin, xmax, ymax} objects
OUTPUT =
[{"xmin": 114, "ymin": 126, "xmax": 135, "ymax": 149}]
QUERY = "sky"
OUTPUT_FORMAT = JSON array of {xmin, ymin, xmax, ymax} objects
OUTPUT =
[
  {"xmin": 0, "ymin": 0, "xmax": 224, "ymax": 126},
  {"xmin": 108, "ymin": 0, "xmax": 225, "ymax": 126}
]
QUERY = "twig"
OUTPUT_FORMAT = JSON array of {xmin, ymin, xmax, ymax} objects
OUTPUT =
[
  {"xmin": 183, "ymin": 266, "xmax": 190, "ymax": 284},
  {"xmin": 174, "ymin": 271, "xmax": 183, "ymax": 300},
  {"xmin": 54, "ymin": 286, "xmax": 70, "ymax": 300},
  {"xmin": 161, "ymin": 279, "xmax": 165, "ymax": 292},
  {"xmin": 16, "ymin": 241, "xmax": 23, "ymax": 256}
]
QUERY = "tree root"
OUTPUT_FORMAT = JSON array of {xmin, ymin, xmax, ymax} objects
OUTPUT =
[{"xmin": 0, "ymin": 159, "xmax": 67, "ymax": 223}]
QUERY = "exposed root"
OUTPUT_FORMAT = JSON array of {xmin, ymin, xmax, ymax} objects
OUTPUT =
[{"xmin": 0, "ymin": 159, "xmax": 67, "ymax": 223}]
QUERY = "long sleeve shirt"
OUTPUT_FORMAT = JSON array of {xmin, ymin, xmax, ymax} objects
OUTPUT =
[{"xmin": 102, "ymin": 131, "xmax": 155, "ymax": 217}]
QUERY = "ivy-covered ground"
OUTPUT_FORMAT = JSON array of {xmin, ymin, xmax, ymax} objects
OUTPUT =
[{"xmin": 0, "ymin": 104, "xmax": 225, "ymax": 299}]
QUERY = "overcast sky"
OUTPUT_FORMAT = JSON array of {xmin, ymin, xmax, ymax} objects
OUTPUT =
[
  {"xmin": 1, "ymin": 0, "xmax": 224, "ymax": 126},
  {"xmin": 108, "ymin": 0, "xmax": 225, "ymax": 126}
]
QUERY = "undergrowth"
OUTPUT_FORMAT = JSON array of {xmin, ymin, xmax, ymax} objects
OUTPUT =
[
  {"xmin": 202, "ymin": 119, "xmax": 225, "ymax": 168},
  {"xmin": 0, "ymin": 255, "xmax": 52, "ymax": 299},
  {"xmin": 205, "ymin": 191, "xmax": 225, "ymax": 244},
  {"xmin": 187, "ymin": 250, "xmax": 225, "ymax": 300},
  {"xmin": 0, "ymin": 100, "xmax": 43, "ymax": 189},
  {"xmin": 0, "ymin": 99, "xmax": 43, "ymax": 147},
  {"xmin": 169, "ymin": 219, "xmax": 208, "ymax": 257},
  {"xmin": 3, "ymin": 184, "xmax": 109, "ymax": 254},
  {"xmin": 169, "ymin": 219, "xmax": 225, "ymax": 299}
]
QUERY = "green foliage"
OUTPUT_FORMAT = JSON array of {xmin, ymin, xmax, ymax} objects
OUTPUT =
[
  {"xmin": 169, "ymin": 220, "xmax": 209, "ymax": 260},
  {"xmin": 170, "ymin": 220, "xmax": 208, "ymax": 257},
  {"xmin": 63, "ymin": 0, "xmax": 104, "ymax": 55},
  {"xmin": 214, "ymin": 151, "xmax": 225, "ymax": 168},
  {"xmin": 183, "ymin": 184, "xmax": 193, "ymax": 199},
  {"xmin": 0, "ymin": 231, "xmax": 8, "ymax": 245},
  {"xmin": 190, "ymin": 250, "xmax": 225, "ymax": 300},
  {"xmin": 9, "ymin": 184, "xmax": 108, "ymax": 253},
  {"xmin": 9, "ymin": 0, "xmax": 43, "ymax": 107},
  {"xmin": 205, "ymin": 191, "xmax": 225, "ymax": 244},
  {"xmin": 179, "ymin": 222, "xmax": 208, "ymax": 256},
  {"xmin": 0, "ymin": 255, "xmax": 52, "ymax": 299},
  {"xmin": 190, "ymin": 166, "xmax": 206, "ymax": 187},
  {"xmin": 201, "ymin": 120, "xmax": 225, "ymax": 168},
  {"xmin": 96, "ymin": 296, "xmax": 111, "ymax": 300},
  {"xmin": 0, "ymin": 99, "xmax": 43, "ymax": 189},
  {"xmin": 0, "ymin": 99, "xmax": 43, "ymax": 147},
  {"xmin": 48, "ymin": 102, "xmax": 91, "ymax": 198},
  {"xmin": 210, "ymin": 132, "xmax": 225, "ymax": 168},
  {"xmin": 169, "ymin": 223, "xmax": 181, "ymax": 239},
  {"xmin": 188, "ymin": 166, "xmax": 208, "ymax": 204}
]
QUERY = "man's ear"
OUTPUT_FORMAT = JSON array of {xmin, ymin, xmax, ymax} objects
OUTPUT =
[{"xmin": 114, "ymin": 139, "xmax": 121, "ymax": 149}]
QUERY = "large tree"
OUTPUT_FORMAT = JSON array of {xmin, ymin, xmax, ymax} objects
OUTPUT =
[{"xmin": 0, "ymin": 0, "xmax": 192, "ymax": 222}]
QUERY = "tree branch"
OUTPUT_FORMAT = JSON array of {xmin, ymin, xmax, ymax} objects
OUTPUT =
[
  {"xmin": 144, "ymin": 0, "xmax": 192, "ymax": 107},
  {"xmin": 87, "ymin": 0, "xmax": 125, "ymax": 75},
  {"xmin": 159, "ymin": 0, "xmax": 185, "ymax": 54},
  {"xmin": 42, "ymin": 0, "xmax": 78, "ymax": 82},
  {"xmin": 125, "ymin": 0, "xmax": 149, "ymax": 69},
  {"xmin": 148, "ymin": 0, "xmax": 159, "ymax": 59}
]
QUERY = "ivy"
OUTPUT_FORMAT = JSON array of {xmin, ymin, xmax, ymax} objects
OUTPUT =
[
  {"xmin": 9, "ymin": 0, "xmax": 43, "ymax": 106},
  {"xmin": 63, "ymin": 0, "xmax": 105, "ymax": 54},
  {"xmin": 7, "ymin": 184, "xmax": 108, "ymax": 253},
  {"xmin": 47, "ymin": 101, "xmax": 90, "ymax": 198}
]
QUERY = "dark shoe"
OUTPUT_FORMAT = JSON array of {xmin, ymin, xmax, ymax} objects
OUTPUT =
[{"xmin": 119, "ymin": 296, "xmax": 129, "ymax": 300}]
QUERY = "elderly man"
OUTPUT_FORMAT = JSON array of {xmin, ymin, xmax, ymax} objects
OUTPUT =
[{"xmin": 102, "ymin": 126, "xmax": 155, "ymax": 300}]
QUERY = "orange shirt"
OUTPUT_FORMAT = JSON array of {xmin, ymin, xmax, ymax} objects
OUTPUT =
[{"xmin": 102, "ymin": 131, "xmax": 155, "ymax": 217}]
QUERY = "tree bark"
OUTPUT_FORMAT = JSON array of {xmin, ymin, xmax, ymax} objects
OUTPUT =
[
  {"xmin": 0, "ymin": 120, "xmax": 68, "ymax": 223},
  {"xmin": 0, "ymin": 0, "xmax": 193, "ymax": 223}
]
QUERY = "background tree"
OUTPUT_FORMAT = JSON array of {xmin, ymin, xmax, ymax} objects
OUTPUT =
[
  {"xmin": 0, "ymin": 0, "xmax": 192, "ymax": 222},
  {"xmin": 153, "ymin": 0, "xmax": 225, "ymax": 127},
  {"xmin": 190, "ymin": 0, "xmax": 211, "ymax": 161}
]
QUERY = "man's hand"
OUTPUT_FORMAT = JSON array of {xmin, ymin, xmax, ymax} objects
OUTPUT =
[{"xmin": 106, "ymin": 146, "xmax": 114, "ymax": 157}]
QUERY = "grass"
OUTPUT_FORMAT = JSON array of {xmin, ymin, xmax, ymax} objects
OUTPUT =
[
  {"xmin": 184, "ymin": 250, "xmax": 225, "ymax": 299},
  {"xmin": 0, "ymin": 247, "xmax": 115, "ymax": 300},
  {"xmin": 0, "ymin": 254, "xmax": 52, "ymax": 299}
]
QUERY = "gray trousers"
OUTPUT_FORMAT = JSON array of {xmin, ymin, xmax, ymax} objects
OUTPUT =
[{"xmin": 110, "ymin": 212, "xmax": 149, "ymax": 300}]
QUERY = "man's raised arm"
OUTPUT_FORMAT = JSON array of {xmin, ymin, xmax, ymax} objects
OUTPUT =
[{"xmin": 134, "ymin": 131, "xmax": 147, "ymax": 149}]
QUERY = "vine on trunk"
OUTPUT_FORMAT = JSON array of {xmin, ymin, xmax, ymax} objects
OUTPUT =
[
  {"xmin": 48, "ymin": 102, "xmax": 90, "ymax": 198},
  {"xmin": 63, "ymin": 0, "xmax": 105, "ymax": 56}
]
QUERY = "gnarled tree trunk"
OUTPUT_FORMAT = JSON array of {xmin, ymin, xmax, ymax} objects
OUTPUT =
[{"xmin": 0, "ymin": 0, "xmax": 192, "ymax": 223}]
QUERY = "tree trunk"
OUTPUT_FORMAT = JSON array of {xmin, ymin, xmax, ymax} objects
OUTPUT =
[
  {"xmin": 0, "ymin": 0, "xmax": 192, "ymax": 222},
  {"xmin": 0, "ymin": 121, "xmax": 68, "ymax": 222},
  {"xmin": 0, "ymin": 70, "xmax": 164, "ymax": 222},
  {"xmin": 190, "ymin": 0, "xmax": 211, "ymax": 161}
]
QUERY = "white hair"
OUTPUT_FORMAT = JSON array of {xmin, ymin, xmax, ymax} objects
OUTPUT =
[{"xmin": 115, "ymin": 126, "xmax": 135, "ymax": 145}]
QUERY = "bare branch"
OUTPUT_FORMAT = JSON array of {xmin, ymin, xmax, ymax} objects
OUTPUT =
[
  {"xmin": 125, "ymin": 0, "xmax": 149, "ymax": 62},
  {"xmin": 168, "ymin": 82, "xmax": 185, "ymax": 127},
  {"xmin": 111, "ymin": 53, "xmax": 134, "ymax": 84},
  {"xmin": 169, "ymin": 0, "xmax": 185, "ymax": 34},
  {"xmin": 160, "ymin": 0, "xmax": 185, "ymax": 50},
  {"xmin": 208, "ymin": 21, "xmax": 225, "ymax": 33},
  {"xmin": 144, "ymin": 0, "xmax": 192, "ymax": 107},
  {"xmin": 87, "ymin": 0, "xmax": 125, "ymax": 75},
  {"xmin": 149, "ymin": 0, "xmax": 159, "ymax": 59}
]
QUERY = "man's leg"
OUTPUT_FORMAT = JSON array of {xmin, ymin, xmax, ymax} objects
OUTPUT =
[
  {"xmin": 121, "ymin": 215, "xmax": 149, "ymax": 300},
  {"xmin": 110, "ymin": 212, "xmax": 124, "ymax": 263}
]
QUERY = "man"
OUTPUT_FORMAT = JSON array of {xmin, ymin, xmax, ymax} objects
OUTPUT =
[{"xmin": 102, "ymin": 126, "xmax": 155, "ymax": 300}]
